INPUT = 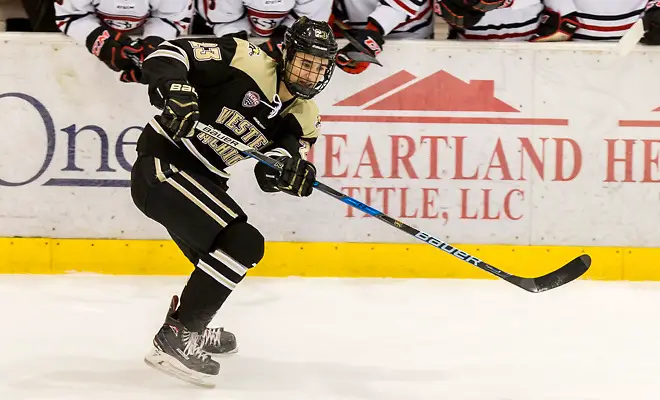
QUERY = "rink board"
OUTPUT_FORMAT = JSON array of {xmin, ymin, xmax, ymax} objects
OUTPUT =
[
  {"xmin": 0, "ymin": 237, "xmax": 654, "ymax": 281},
  {"xmin": 2, "ymin": 36, "xmax": 660, "ymax": 280}
]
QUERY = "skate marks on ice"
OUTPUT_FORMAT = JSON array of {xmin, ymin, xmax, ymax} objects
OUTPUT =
[{"xmin": 0, "ymin": 275, "xmax": 660, "ymax": 399}]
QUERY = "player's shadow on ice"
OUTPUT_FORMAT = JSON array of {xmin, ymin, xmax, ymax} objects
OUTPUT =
[{"xmin": 5, "ymin": 355, "xmax": 444, "ymax": 398}]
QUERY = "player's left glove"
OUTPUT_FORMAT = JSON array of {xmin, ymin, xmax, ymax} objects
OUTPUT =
[
  {"xmin": 335, "ymin": 20, "xmax": 384, "ymax": 75},
  {"xmin": 642, "ymin": 6, "xmax": 660, "ymax": 45},
  {"xmin": 530, "ymin": 9, "xmax": 580, "ymax": 42}
]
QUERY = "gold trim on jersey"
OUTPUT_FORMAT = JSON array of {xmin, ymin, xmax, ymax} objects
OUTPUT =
[
  {"xmin": 229, "ymin": 38, "xmax": 278, "ymax": 101},
  {"xmin": 282, "ymin": 99, "xmax": 321, "ymax": 139}
]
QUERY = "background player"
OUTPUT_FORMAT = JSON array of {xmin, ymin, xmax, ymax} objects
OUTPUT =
[{"xmin": 55, "ymin": 0, "xmax": 193, "ymax": 82}]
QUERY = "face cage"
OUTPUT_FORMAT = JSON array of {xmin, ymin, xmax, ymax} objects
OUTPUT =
[{"xmin": 283, "ymin": 51, "xmax": 335, "ymax": 100}]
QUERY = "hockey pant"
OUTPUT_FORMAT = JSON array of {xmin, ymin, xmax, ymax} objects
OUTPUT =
[{"xmin": 130, "ymin": 154, "xmax": 265, "ymax": 332}]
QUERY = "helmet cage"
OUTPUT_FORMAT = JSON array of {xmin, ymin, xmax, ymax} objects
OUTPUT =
[
  {"xmin": 281, "ymin": 17, "xmax": 338, "ymax": 100},
  {"xmin": 282, "ymin": 49, "xmax": 335, "ymax": 100}
]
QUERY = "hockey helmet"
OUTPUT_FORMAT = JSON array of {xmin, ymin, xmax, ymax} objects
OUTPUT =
[{"xmin": 281, "ymin": 16, "xmax": 338, "ymax": 99}]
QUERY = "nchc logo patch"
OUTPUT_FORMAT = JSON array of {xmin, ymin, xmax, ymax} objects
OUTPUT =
[{"xmin": 242, "ymin": 91, "xmax": 260, "ymax": 108}]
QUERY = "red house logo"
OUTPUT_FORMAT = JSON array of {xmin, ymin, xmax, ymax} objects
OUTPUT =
[
  {"xmin": 619, "ymin": 106, "xmax": 660, "ymax": 127},
  {"xmin": 324, "ymin": 70, "xmax": 567, "ymax": 126}
]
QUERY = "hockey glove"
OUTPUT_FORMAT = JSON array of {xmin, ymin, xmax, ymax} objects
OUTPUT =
[
  {"xmin": 118, "ymin": 36, "xmax": 165, "ymax": 83},
  {"xmin": 258, "ymin": 25, "xmax": 287, "ymax": 62},
  {"xmin": 277, "ymin": 157, "xmax": 316, "ymax": 197},
  {"xmin": 642, "ymin": 7, "xmax": 660, "ymax": 45},
  {"xmin": 530, "ymin": 10, "xmax": 580, "ymax": 42},
  {"xmin": 437, "ymin": 0, "xmax": 506, "ymax": 28},
  {"xmin": 255, "ymin": 153, "xmax": 316, "ymax": 197},
  {"xmin": 335, "ymin": 20, "xmax": 384, "ymax": 75},
  {"xmin": 156, "ymin": 81, "xmax": 200, "ymax": 141},
  {"xmin": 85, "ymin": 26, "xmax": 135, "ymax": 72}
]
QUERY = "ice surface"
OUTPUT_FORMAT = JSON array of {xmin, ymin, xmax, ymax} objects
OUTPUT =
[{"xmin": 0, "ymin": 275, "xmax": 659, "ymax": 400}]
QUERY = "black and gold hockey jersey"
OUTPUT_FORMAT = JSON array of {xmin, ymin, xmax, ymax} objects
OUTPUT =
[{"xmin": 137, "ymin": 36, "xmax": 321, "ymax": 180}]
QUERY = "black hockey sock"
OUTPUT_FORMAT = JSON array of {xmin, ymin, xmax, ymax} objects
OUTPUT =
[{"xmin": 176, "ymin": 268, "xmax": 233, "ymax": 332}]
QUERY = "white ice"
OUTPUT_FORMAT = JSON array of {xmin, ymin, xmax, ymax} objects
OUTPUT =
[{"xmin": 0, "ymin": 275, "xmax": 659, "ymax": 400}]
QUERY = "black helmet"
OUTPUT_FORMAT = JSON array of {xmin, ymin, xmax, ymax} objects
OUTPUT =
[{"xmin": 281, "ymin": 16, "xmax": 338, "ymax": 100}]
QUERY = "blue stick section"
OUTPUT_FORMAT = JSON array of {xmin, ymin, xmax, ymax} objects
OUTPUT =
[{"xmin": 324, "ymin": 187, "xmax": 382, "ymax": 216}]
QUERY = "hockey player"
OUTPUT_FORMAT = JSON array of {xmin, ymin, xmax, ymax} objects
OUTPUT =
[
  {"xmin": 130, "ymin": 17, "xmax": 337, "ymax": 387},
  {"xmin": 195, "ymin": 0, "xmax": 332, "ymax": 60},
  {"xmin": 54, "ymin": 0, "xmax": 193, "ymax": 82},
  {"xmin": 332, "ymin": 0, "xmax": 434, "ymax": 74}
]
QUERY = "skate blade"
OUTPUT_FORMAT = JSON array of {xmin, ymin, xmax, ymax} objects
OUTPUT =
[{"xmin": 144, "ymin": 348, "xmax": 217, "ymax": 388}]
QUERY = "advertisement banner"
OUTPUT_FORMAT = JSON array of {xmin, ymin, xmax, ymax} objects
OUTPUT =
[{"xmin": 1, "ymin": 35, "xmax": 659, "ymax": 247}]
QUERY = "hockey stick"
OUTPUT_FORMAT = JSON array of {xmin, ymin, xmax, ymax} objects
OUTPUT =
[
  {"xmin": 194, "ymin": 122, "xmax": 591, "ymax": 292},
  {"xmin": 615, "ymin": 18, "xmax": 645, "ymax": 57}
]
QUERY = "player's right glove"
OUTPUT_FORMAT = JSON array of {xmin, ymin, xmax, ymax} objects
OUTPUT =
[
  {"xmin": 437, "ymin": 0, "xmax": 506, "ymax": 28},
  {"xmin": 85, "ymin": 26, "xmax": 136, "ymax": 72},
  {"xmin": 254, "ymin": 152, "xmax": 316, "ymax": 197},
  {"xmin": 276, "ymin": 157, "xmax": 316, "ymax": 197},
  {"xmin": 151, "ymin": 80, "xmax": 200, "ymax": 141}
]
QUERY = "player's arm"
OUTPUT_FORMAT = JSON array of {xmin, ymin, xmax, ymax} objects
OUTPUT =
[
  {"xmin": 254, "ymin": 101, "xmax": 320, "ymax": 198},
  {"xmin": 141, "ymin": 37, "xmax": 236, "ymax": 141},
  {"xmin": 55, "ymin": 0, "xmax": 137, "ymax": 73},
  {"xmin": 143, "ymin": 0, "xmax": 194, "ymax": 40},
  {"xmin": 284, "ymin": 0, "xmax": 332, "ymax": 27},
  {"xmin": 529, "ymin": 0, "xmax": 580, "ymax": 42},
  {"xmin": 196, "ymin": 0, "xmax": 251, "ymax": 38},
  {"xmin": 370, "ymin": 0, "xmax": 426, "ymax": 35},
  {"xmin": 55, "ymin": 0, "xmax": 101, "ymax": 44}
]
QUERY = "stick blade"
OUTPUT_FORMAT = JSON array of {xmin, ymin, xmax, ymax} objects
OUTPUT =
[
  {"xmin": 511, "ymin": 254, "xmax": 592, "ymax": 293},
  {"xmin": 345, "ymin": 51, "xmax": 382, "ymax": 66}
]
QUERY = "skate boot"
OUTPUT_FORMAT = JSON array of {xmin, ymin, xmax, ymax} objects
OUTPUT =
[
  {"xmin": 144, "ymin": 295, "xmax": 220, "ymax": 388},
  {"xmin": 201, "ymin": 326, "xmax": 238, "ymax": 355}
]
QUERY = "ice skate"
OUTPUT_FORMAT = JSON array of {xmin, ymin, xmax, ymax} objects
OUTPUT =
[
  {"xmin": 144, "ymin": 295, "xmax": 220, "ymax": 388},
  {"xmin": 201, "ymin": 326, "xmax": 238, "ymax": 356}
]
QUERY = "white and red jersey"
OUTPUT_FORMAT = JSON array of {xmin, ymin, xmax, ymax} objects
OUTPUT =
[
  {"xmin": 196, "ymin": 0, "xmax": 332, "ymax": 38},
  {"xmin": 448, "ymin": 0, "xmax": 544, "ymax": 41},
  {"xmin": 55, "ymin": 0, "xmax": 193, "ymax": 44},
  {"xmin": 334, "ymin": 0, "xmax": 434, "ymax": 39},
  {"xmin": 544, "ymin": 0, "xmax": 650, "ymax": 41}
]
